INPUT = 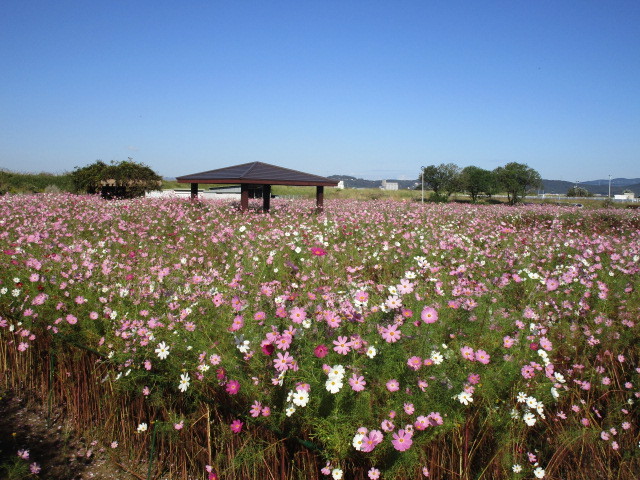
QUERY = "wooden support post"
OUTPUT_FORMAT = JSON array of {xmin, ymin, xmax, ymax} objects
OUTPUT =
[
  {"xmin": 262, "ymin": 184, "xmax": 271, "ymax": 212},
  {"xmin": 240, "ymin": 184, "xmax": 249, "ymax": 211},
  {"xmin": 316, "ymin": 185, "xmax": 324, "ymax": 213},
  {"xmin": 190, "ymin": 183, "xmax": 198, "ymax": 199}
]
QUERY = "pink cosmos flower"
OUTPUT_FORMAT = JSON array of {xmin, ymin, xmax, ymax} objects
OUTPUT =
[
  {"xmin": 475, "ymin": 349, "xmax": 490, "ymax": 364},
  {"xmin": 230, "ymin": 419, "xmax": 243, "ymax": 433},
  {"xmin": 333, "ymin": 336, "xmax": 352, "ymax": 355},
  {"xmin": 403, "ymin": 403, "xmax": 415, "ymax": 415},
  {"xmin": 354, "ymin": 291, "xmax": 369, "ymax": 303},
  {"xmin": 386, "ymin": 379, "xmax": 400, "ymax": 392},
  {"xmin": 414, "ymin": 416, "xmax": 429, "ymax": 430},
  {"xmin": 467, "ymin": 373, "xmax": 480, "ymax": 385},
  {"xmin": 274, "ymin": 352, "xmax": 294, "ymax": 371},
  {"xmin": 289, "ymin": 307, "xmax": 306, "ymax": 324},
  {"xmin": 460, "ymin": 346, "xmax": 475, "ymax": 361},
  {"xmin": 521, "ymin": 365, "xmax": 536, "ymax": 379},
  {"xmin": 407, "ymin": 356, "xmax": 422, "ymax": 370},
  {"xmin": 427, "ymin": 412, "xmax": 443, "ymax": 425},
  {"xmin": 250, "ymin": 401, "xmax": 262, "ymax": 417},
  {"xmin": 380, "ymin": 324, "xmax": 401, "ymax": 343},
  {"xmin": 368, "ymin": 467, "xmax": 381, "ymax": 479},
  {"xmin": 546, "ymin": 278, "xmax": 559, "ymax": 291},
  {"xmin": 30, "ymin": 463, "xmax": 41, "ymax": 474},
  {"xmin": 349, "ymin": 374, "xmax": 366, "ymax": 392},
  {"xmin": 391, "ymin": 429, "xmax": 413, "ymax": 451},
  {"xmin": 381, "ymin": 419, "xmax": 395, "ymax": 432},
  {"xmin": 229, "ymin": 315, "xmax": 244, "ymax": 332},
  {"xmin": 503, "ymin": 336, "xmax": 515, "ymax": 348},
  {"xmin": 421, "ymin": 306, "xmax": 438, "ymax": 324},
  {"xmin": 310, "ymin": 247, "xmax": 327, "ymax": 256},
  {"xmin": 276, "ymin": 334, "xmax": 292, "ymax": 350},
  {"xmin": 361, "ymin": 430, "xmax": 384, "ymax": 452}
]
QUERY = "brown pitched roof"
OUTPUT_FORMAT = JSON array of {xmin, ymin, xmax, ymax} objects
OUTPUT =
[{"xmin": 176, "ymin": 162, "xmax": 338, "ymax": 187}]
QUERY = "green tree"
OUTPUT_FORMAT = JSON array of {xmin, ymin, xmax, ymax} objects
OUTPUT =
[
  {"xmin": 420, "ymin": 163, "xmax": 462, "ymax": 200},
  {"xmin": 71, "ymin": 159, "xmax": 161, "ymax": 198},
  {"xmin": 493, "ymin": 162, "xmax": 542, "ymax": 205},
  {"xmin": 567, "ymin": 186, "xmax": 593, "ymax": 197},
  {"xmin": 460, "ymin": 166, "xmax": 495, "ymax": 203}
]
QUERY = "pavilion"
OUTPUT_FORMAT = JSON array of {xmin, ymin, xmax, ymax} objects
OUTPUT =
[{"xmin": 176, "ymin": 162, "xmax": 338, "ymax": 212}]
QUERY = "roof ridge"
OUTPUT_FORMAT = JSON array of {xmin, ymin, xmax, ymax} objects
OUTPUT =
[{"xmin": 240, "ymin": 162, "xmax": 259, "ymax": 179}]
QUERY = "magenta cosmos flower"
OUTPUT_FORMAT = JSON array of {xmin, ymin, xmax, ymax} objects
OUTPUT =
[
  {"xmin": 310, "ymin": 247, "xmax": 327, "ymax": 256},
  {"xmin": 314, "ymin": 344, "xmax": 328, "ymax": 358},
  {"xmin": 391, "ymin": 429, "xmax": 413, "ymax": 451},
  {"xmin": 421, "ymin": 306, "xmax": 438, "ymax": 324},
  {"xmin": 226, "ymin": 379, "xmax": 240, "ymax": 395},
  {"xmin": 230, "ymin": 419, "xmax": 243, "ymax": 433}
]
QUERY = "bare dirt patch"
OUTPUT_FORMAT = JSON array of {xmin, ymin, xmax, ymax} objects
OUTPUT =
[{"xmin": 0, "ymin": 389, "xmax": 134, "ymax": 479}]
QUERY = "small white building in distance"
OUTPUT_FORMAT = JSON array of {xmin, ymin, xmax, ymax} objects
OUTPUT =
[
  {"xmin": 381, "ymin": 180, "xmax": 398, "ymax": 191},
  {"xmin": 336, "ymin": 181, "xmax": 345, "ymax": 189},
  {"xmin": 614, "ymin": 192, "xmax": 635, "ymax": 200}
]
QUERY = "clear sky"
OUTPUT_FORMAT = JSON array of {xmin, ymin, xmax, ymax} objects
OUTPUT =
[{"xmin": 1, "ymin": 1, "xmax": 639, "ymax": 181}]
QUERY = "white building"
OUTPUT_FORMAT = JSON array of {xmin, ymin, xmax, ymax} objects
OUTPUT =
[
  {"xmin": 381, "ymin": 180, "xmax": 398, "ymax": 191},
  {"xmin": 614, "ymin": 192, "xmax": 635, "ymax": 200}
]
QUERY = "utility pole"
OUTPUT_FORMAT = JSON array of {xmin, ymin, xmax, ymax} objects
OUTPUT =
[
  {"xmin": 608, "ymin": 175, "xmax": 612, "ymax": 198},
  {"xmin": 421, "ymin": 166, "xmax": 425, "ymax": 203}
]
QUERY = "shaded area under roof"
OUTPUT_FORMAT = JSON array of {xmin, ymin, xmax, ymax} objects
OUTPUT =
[{"xmin": 176, "ymin": 161, "xmax": 338, "ymax": 186}]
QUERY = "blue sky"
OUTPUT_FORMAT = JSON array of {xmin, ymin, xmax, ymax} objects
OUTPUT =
[{"xmin": 1, "ymin": 1, "xmax": 638, "ymax": 181}]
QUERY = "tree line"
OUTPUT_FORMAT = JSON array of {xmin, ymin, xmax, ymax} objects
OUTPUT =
[{"xmin": 420, "ymin": 162, "xmax": 542, "ymax": 205}]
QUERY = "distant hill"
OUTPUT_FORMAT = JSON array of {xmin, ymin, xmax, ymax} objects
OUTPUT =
[
  {"xmin": 541, "ymin": 179, "xmax": 640, "ymax": 196},
  {"xmin": 581, "ymin": 178, "xmax": 640, "ymax": 187}
]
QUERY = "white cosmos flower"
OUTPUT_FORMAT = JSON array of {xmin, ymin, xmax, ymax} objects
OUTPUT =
[
  {"xmin": 512, "ymin": 464, "xmax": 522, "ymax": 473},
  {"xmin": 526, "ymin": 396, "xmax": 538, "ymax": 409},
  {"xmin": 137, "ymin": 422, "xmax": 148, "ymax": 433},
  {"xmin": 155, "ymin": 341, "xmax": 170, "ymax": 360},
  {"xmin": 457, "ymin": 391, "xmax": 473, "ymax": 405},
  {"xmin": 292, "ymin": 389, "xmax": 309, "ymax": 407},
  {"xmin": 430, "ymin": 351, "xmax": 444, "ymax": 365},
  {"xmin": 328, "ymin": 365, "xmax": 345, "ymax": 380},
  {"xmin": 331, "ymin": 468, "xmax": 343, "ymax": 480},
  {"xmin": 285, "ymin": 405, "xmax": 296, "ymax": 417},
  {"xmin": 533, "ymin": 467, "xmax": 545, "ymax": 478},
  {"xmin": 352, "ymin": 433, "xmax": 365, "ymax": 451},
  {"xmin": 178, "ymin": 373, "xmax": 190, "ymax": 392},
  {"xmin": 366, "ymin": 346, "xmax": 377, "ymax": 358},
  {"xmin": 325, "ymin": 378, "xmax": 343, "ymax": 394},
  {"xmin": 517, "ymin": 392, "xmax": 528, "ymax": 403},
  {"xmin": 523, "ymin": 412, "xmax": 536, "ymax": 426}
]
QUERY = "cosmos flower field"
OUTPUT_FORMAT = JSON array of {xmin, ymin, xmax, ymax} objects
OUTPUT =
[{"xmin": 1, "ymin": 194, "xmax": 639, "ymax": 479}]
